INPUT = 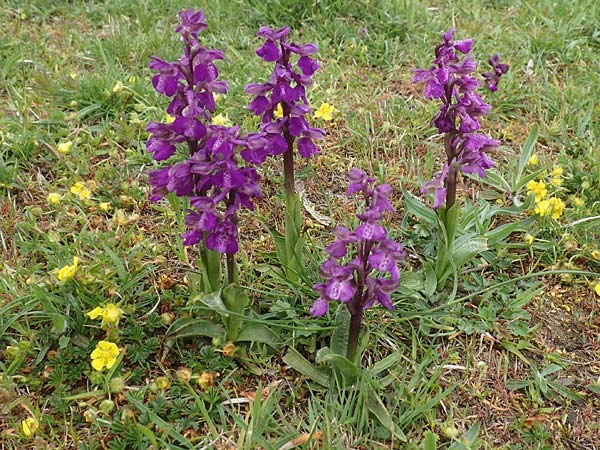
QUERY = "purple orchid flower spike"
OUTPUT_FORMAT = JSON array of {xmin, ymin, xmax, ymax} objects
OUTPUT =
[
  {"xmin": 311, "ymin": 168, "xmax": 406, "ymax": 360},
  {"xmin": 146, "ymin": 9, "xmax": 262, "ymax": 259},
  {"xmin": 413, "ymin": 29, "xmax": 508, "ymax": 209},
  {"xmin": 482, "ymin": 54, "xmax": 509, "ymax": 92},
  {"xmin": 246, "ymin": 26, "xmax": 324, "ymax": 196}
]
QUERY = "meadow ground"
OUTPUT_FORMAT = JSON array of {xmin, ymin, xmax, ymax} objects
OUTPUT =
[{"xmin": 1, "ymin": 0, "xmax": 600, "ymax": 448}]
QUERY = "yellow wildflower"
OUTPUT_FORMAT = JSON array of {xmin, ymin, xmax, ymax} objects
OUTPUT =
[
  {"xmin": 165, "ymin": 114, "xmax": 175, "ymax": 124},
  {"xmin": 87, "ymin": 303, "xmax": 124, "ymax": 326},
  {"xmin": 212, "ymin": 113, "xmax": 232, "ymax": 127},
  {"xmin": 595, "ymin": 283, "xmax": 600, "ymax": 296},
  {"xmin": 527, "ymin": 154, "xmax": 539, "ymax": 166},
  {"xmin": 550, "ymin": 177, "xmax": 562, "ymax": 187},
  {"xmin": 526, "ymin": 180, "xmax": 547, "ymax": 202},
  {"xmin": 99, "ymin": 202, "xmax": 111, "ymax": 212},
  {"xmin": 21, "ymin": 417, "xmax": 39, "ymax": 437},
  {"xmin": 57, "ymin": 257, "xmax": 79, "ymax": 281},
  {"xmin": 552, "ymin": 165, "xmax": 563, "ymax": 177},
  {"xmin": 524, "ymin": 234, "xmax": 535, "ymax": 245},
  {"xmin": 573, "ymin": 197, "xmax": 584, "ymax": 207},
  {"xmin": 313, "ymin": 102, "xmax": 336, "ymax": 121},
  {"xmin": 273, "ymin": 103, "xmax": 283, "ymax": 118},
  {"xmin": 47, "ymin": 193, "xmax": 62, "ymax": 205},
  {"xmin": 591, "ymin": 250, "xmax": 600, "ymax": 260},
  {"xmin": 90, "ymin": 341, "xmax": 120, "ymax": 371},
  {"xmin": 535, "ymin": 197, "xmax": 565, "ymax": 220},
  {"xmin": 70, "ymin": 182, "xmax": 91, "ymax": 201},
  {"xmin": 57, "ymin": 141, "xmax": 73, "ymax": 155},
  {"xmin": 112, "ymin": 81, "xmax": 124, "ymax": 93}
]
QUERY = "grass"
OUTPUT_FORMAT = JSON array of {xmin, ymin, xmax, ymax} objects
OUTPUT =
[{"xmin": 1, "ymin": 0, "xmax": 600, "ymax": 448}]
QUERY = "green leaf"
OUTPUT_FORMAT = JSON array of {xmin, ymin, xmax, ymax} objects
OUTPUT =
[
  {"xmin": 205, "ymin": 249, "xmax": 222, "ymax": 292},
  {"xmin": 485, "ymin": 217, "xmax": 534, "ymax": 246},
  {"xmin": 194, "ymin": 290, "xmax": 228, "ymax": 316},
  {"xmin": 222, "ymin": 284, "xmax": 251, "ymax": 341},
  {"xmin": 330, "ymin": 304, "xmax": 351, "ymax": 356},
  {"xmin": 165, "ymin": 318, "xmax": 224, "ymax": 340},
  {"xmin": 403, "ymin": 188, "xmax": 437, "ymax": 225},
  {"xmin": 284, "ymin": 192, "xmax": 304, "ymax": 282},
  {"xmin": 474, "ymin": 169, "xmax": 511, "ymax": 192},
  {"xmin": 269, "ymin": 227, "xmax": 288, "ymax": 269},
  {"xmin": 366, "ymin": 385, "xmax": 407, "ymax": 442},
  {"xmin": 282, "ymin": 347, "xmax": 330, "ymax": 387},
  {"xmin": 501, "ymin": 340, "xmax": 531, "ymax": 365},
  {"xmin": 318, "ymin": 352, "xmax": 359, "ymax": 385},
  {"xmin": 513, "ymin": 123, "xmax": 538, "ymax": 189},
  {"xmin": 235, "ymin": 323, "xmax": 281, "ymax": 350},
  {"xmin": 451, "ymin": 235, "xmax": 488, "ymax": 269},
  {"xmin": 127, "ymin": 394, "xmax": 196, "ymax": 449},
  {"xmin": 587, "ymin": 383, "xmax": 600, "ymax": 395},
  {"xmin": 372, "ymin": 351, "xmax": 404, "ymax": 376},
  {"xmin": 508, "ymin": 285, "xmax": 542, "ymax": 309},
  {"xmin": 161, "ymin": 317, "xmax": 223, "ymax": 361},
  {"xmin": 424, "ymin": 263, "xmax": 437, "ymax": 298},
  {"xmin": 549, "ymin": 380, "xmax": 582, "ymax": 401},
  {"xmin": 421, "ymin": 431, "xmax": 438, "ymax": 450},
  {"xmin": 442, "ymin": 203, "xmax": 461, "ymax": 247},
  {"xmin": 451, "ymin": 422, "xmax": 480, "ymax": 449},
  {"xmin": 48, "ymin": 313, "xmax": 68, "ymax": 335}
]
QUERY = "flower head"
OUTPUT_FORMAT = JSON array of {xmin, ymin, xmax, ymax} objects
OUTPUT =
[
  {"xmin": 311, "ymin": 169, "xmax": 405, "ymax": 317},
  {"xmin": 90, "ymin": 341, "xmax": 120, "ymax": 371},
  {"xmin": 595, "ymin": 283, "xmax": 600, "ymax": 297},
  {"xmin": 57, "ymin": 141, "xmax": 72, "ymax": 155},
  {"xmin": 534, "ymin": 197, "xmax": 565, "ymax": 220},
  {"xmin": 526, "ymin": 180, "xmax": 548, "ymax": 203},
  {"xmin": 57, "ymin": 256, "xmax": 79, "ymax": 281},
  {"xmin": 414, "ymin": 29, "xmax": 506, "ymax": 208},
  {"xmin": 48, "ymin": 192, "xmax": 62, "ymax": 205},
  {"xmin": 146, "ymin": 10, "xmax": 261, "ymax": 255},
  {"xmin": 87, "ymin": 303, "xmax": 124, "ymax": 327},
  {"xmin": 99, "ymin": 202, "xmax": 111, "ymax": 212},
  {"xmin": 313, "ymin": 102, "xmax": 335, "ymax": 121},
  {"xmin": 70, "ymin": 182, "xmax": 91, "ymax": 201},
  {"xmin": 245, "ymin": 27, "xmax": 324, "ymax": 161},
  {"xmin": 527, "ymin": 154, "xmax": 539, "ymax": 166},
  {"xmin": 524, "ymin": 233, "xmax": 535, "ymax": 245},
  {"xmin": 552, "ymin": 165, "xmax": 564, "ymax": 177},
  {"xmin": 112, "ymin": 81, "xmax": 124, "ymax": 93},
  {"xmin": 21, "ymin": 417, "xmax": 39, "ymax": 437},
  {"xmin": 482, "ymin": 54, "xmax": 509, "ymax": 92}
]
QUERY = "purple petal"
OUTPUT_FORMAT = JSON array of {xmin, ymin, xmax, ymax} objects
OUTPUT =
[
  {"xmin": 310, "ymin": 297, "xmax": 329, "ymax": 317},
  {"xmin": 256, "ymin": 40, "xmax": 281, "ymax": 62},
  {"xmin": 297, "ymin": 137, "xmax": 319, "ymax": 158}
]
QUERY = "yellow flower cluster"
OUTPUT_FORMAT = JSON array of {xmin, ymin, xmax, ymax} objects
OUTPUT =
[
  {"xmin": 526, "ymin": 180, "xmax": 547, "ymax": 202},
  {"xmin": 87, "ymin": 303, "xmax": 124, "ymax": 327},
  {"xmin": 57, "ymin": 256, "xmax": 79, "ymax": 281},
  {"xmin": 526, "ymin": 164, "xmax": 567, "ymax": 220},
  {"xmin": 534, "ymin": 197, "xmax": 565, "ymax": 220},
  {"xmin": 70, "ymin": 181, "xmax": 92, "ymax": 201},
  {"xmin": 90, "ymin": 340, "xmax": 120, "ymax": 371}
]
